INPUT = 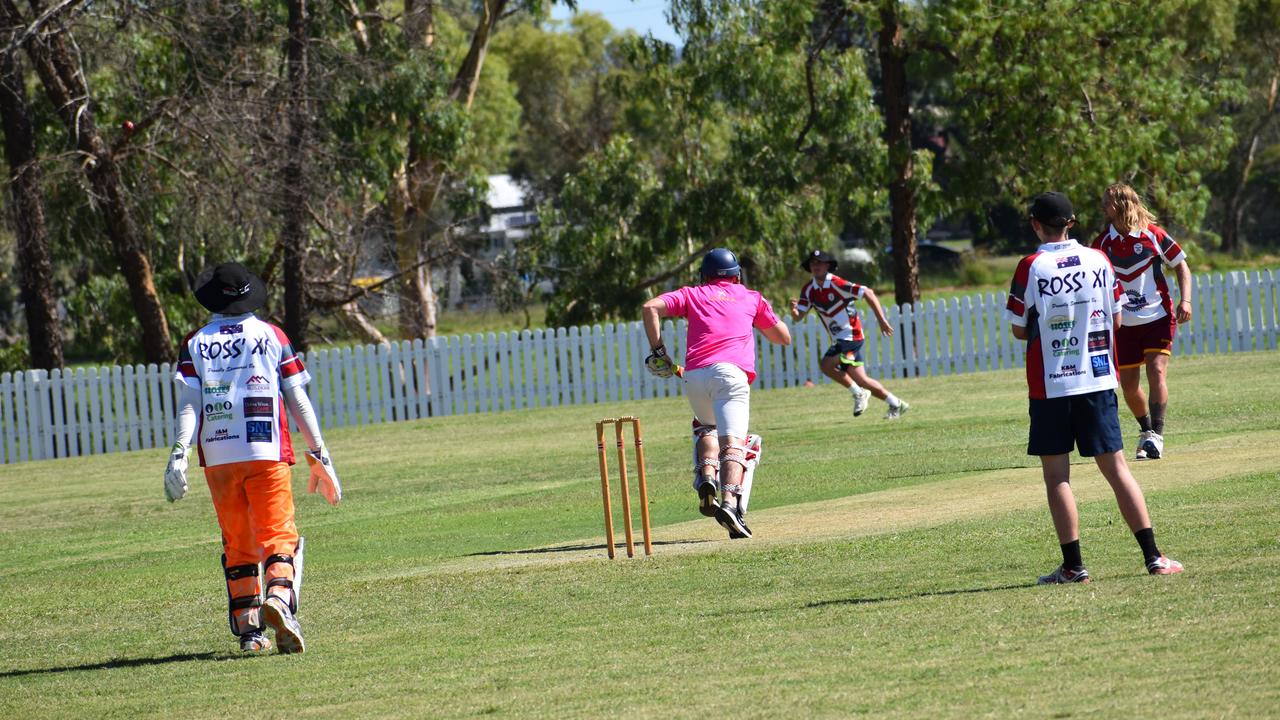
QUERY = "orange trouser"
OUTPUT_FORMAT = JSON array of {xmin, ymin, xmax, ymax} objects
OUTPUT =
[{"xmin": 205, "ymin": 460, "xmax": 298, "ymax": 634}]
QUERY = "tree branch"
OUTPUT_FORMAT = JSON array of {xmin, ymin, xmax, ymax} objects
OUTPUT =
[
  {"xmin": 0, "ymin": 0, "xmax": 87, "ymax": 58},
  {"xmin": 795, "ymin": 6, "xmax": 849, "ymax": 151}
]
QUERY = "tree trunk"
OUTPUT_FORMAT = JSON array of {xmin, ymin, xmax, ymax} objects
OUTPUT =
[
  {"xmin": 338, "ymin": 300, "xmax": 389, "ymax": 345},
  {"xmin": 392, "ymin": 0, "xmax": 508, "ymax": 339},
  {"xmin": 878, "ymin": 0, "xmax": 920, "ymax": 309},
  {"xmin": 1220, "ymin": 72, "xmax": 1277, "ymax": 253},
  {"xmin": 281, "ymin": 0, "xmax": 311, "ymax": 349},
  {"xmin": 5, "ymin": 0, "xmax": 174, "ymax": 363},
  {"xmin": 0, "ymin": 49, "xmax": 63, "ymax": 369}
]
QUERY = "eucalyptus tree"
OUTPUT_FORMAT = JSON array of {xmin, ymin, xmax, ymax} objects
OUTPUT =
[
  {"xmin": 0, "ymin": 46, "xmax": 62, "ymax": 369},
  {"xmin": 1, "ymin": 0, "xmax": 175, "ymax": 362},
  {"xmin": 530, "ymin": 0, "xmax": 885, "ymax": 326}
]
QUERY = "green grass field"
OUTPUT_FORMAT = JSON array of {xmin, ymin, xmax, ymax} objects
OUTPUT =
[{"xmin": 2, "ymin": 352, "xmax": 1278, "ymax": 718}]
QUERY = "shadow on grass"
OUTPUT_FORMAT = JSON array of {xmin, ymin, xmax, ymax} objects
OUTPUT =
[
  {"xmin": 805, "ymin": 582, "xmax": 1037, "ymax": 609},
  {"xmin": 465, "ymin": 539, "xmax": 712, "ymax": 557},
  {"xmin": 0, "ymin": 651, "xmax": 252, "ymax": 679}
]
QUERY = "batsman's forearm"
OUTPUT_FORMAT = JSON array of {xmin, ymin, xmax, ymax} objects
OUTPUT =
[
  {"xmin": 283, "ymin": 384, "xmax": 325, "ymax": 451},
  {"xmin": 642, "ymin": 306, "xmax": 664, "ymax": 348},
  {"xmin": 174, "ymin": 383, "xmax": 200, "ymax": 449}
]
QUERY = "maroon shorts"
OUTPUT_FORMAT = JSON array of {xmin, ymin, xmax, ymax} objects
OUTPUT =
[{"xmin": 1116, "ymin": 318, "xmax": 1175, "ymax": 368}]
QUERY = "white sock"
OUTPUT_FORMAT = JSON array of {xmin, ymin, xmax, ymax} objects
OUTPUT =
[
  {"xmin": 885, "ymin": 393, "xmax": 900, "ymax": 406},
  {"xmin": 849, "ymin": 384, "xmax": 862, "ymax": 396}
]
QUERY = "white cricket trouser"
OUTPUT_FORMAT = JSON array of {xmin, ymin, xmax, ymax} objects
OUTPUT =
[{"xmin": 682, "ymin": 363, "xmax": 750, "ymax": 439}]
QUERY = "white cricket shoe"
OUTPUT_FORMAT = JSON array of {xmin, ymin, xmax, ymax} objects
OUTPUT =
[
  {"xmin": 262, "ymin": 595, "xmax": 306, "ymax": 654},
  {"xmin": 852, "ymin": 386, "xmax": 870, "ymax": 417},
  {"xmin": 1141, "ymin": 431, "xmax": 1164, "ymax": 460},
  {"xmin": 1135, "ymin": 432, "xmax": 1149, "ymax": 460},
  {"xmin": 884, "ymin": 400, "xmax": 909, "ymax": 420}
]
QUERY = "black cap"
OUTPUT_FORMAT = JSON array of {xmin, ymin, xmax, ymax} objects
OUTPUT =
[
  {"xmin": 194, "ymin": 262, "xmax": 268, "ymax": 314},
  {"xmin": 1028, "ymin": 192, "xmax": 1075, "ymax": 228},
  {"xmin": 801, "ymin": 249, "xmax": 838, "ymax": 272}
]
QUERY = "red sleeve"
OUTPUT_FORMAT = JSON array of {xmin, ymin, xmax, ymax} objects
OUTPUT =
[
  {"xmin": 794, "ymin": 282, "xmax": 812, "ymax": 313},
  {"xmin": 176, "ymin": 331, "xmax": 199, "ymax": 380},
  {"xmin": 1006, "ymin": 254, "xmax": 1038, "ymax": 320},
  {"xmin": 1151, "ymin": 225, "xmax": 1184, "ymax": 263},
  {"xmin": 830, "ymin": 275, "xmax": 864, "ymax": 302},
  {"xmin": 270, "ymin": 324, "xmax": 307, "ymax": 379}
]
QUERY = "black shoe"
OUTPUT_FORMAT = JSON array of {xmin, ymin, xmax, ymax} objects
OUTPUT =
[
  {"xmin": 728, "ymin": 511, "xmax": 751, "ymax": 539},
  {"xmin": 697, "ymin": 478, "xmax": 720, "ymax": 517},
  {"xmin": 716, "ymin": 506, "xmax": 752, "ymax": 538}
]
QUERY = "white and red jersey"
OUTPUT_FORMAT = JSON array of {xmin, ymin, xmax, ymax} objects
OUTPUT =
[
  {"xmin": 1006, "ymin": 240, "xmax": 1121, "ymax": 400},
  {"xmin": 1091, "ymin": 223, "xmax": 1185, "ymax": 326},
  {"xmin": 795, "ymin": 274, "xmax": 866, "ymax": 342},
  {"xmin": 174, "ymin": 313, "xmax": 311, "ymax": 467}
]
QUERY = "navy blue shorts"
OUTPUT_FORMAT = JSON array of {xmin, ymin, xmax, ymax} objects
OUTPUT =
[
  {"xmin": 1027, "ymin": 389, "xmax": 1124, "ymax": 457},
  {"xmin": 822, "ymin": 339, "xmax": 864, "ymax": 367}
]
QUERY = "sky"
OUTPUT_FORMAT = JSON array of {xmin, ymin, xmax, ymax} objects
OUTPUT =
[{"xmin": 549, "ymin": 1, "xmax": 679, "ymax": 45}]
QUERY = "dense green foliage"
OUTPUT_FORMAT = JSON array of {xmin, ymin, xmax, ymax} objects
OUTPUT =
[
  {"xmin": 1, "ymin": 1, "xmax": 1278, "ymax": 364},
  {"xmin": 1, "ymin": 352, "xmax": 1278, "ymax": 716}
]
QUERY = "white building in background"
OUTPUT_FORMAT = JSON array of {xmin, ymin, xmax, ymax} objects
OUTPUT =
[
  {"xmin": 356, "ymin": 174, "xmax": 538, "ymax": 316},
  {"xmin": 442, "ymin": 174, "xmax": 538, "ymax": 309}
]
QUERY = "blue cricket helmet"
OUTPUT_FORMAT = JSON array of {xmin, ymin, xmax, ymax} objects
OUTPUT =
[{"xmin": 699, "ymin": 248, "xmax": 741, "ymax": 280}]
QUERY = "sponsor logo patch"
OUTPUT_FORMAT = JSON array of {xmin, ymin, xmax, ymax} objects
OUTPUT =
[
  {"xmin": 1090, "ymin": 353, "xmax": 1112, "ymax": 377},
  {"xmin": 1049, "ymin": 364, "xmax": 1085, "ymax": 380},
  {"xmin": 246, "ymin": 421, "xmax": 272, "ymax": 443},
  {"xmin": 196, "ymin": 338, "xmax": 246, "ymax": 360},
  {"xmin": 245, "ymin": 375, "xmax": 271, "ymax": 393},
  {"xmin": 1124, "ymin": 290, "xmax": 1146, "ymax": 311},
  {"xmin": 1051, "ymin": 336, "xmax": 1080, "ymax": 357},
  {"xmin": 1037, "ymin": 271, "xmax": 1085, "ymax": 297},
  {"xmin": 204, "ymin": 400, "xmax": 233, "ymax": 422},
  {"xmin": 1089, "ymin": 309, "xmax": 1108, "ymax": 327},
  {"xmin": 1087, "ymin": 330, "xmax": 1110, "ymax": 352},
  {"xmin": 203, "ymin": 380, "xmax": 231, "ymax": 396},
  {"xmin": 1048, "ymin": 315, "xmax": 1075, "ymax": 331},
  {"xmin": 243, "ymin": 397, "xmax": 274, "ymax": 417},
  {"xmin": 205, "ymin": 427, "xmax": 241, "ymax": 443}
]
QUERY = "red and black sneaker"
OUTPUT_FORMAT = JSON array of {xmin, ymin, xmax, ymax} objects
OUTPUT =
[{"xmin": 1037, "ymin": 565, "xmax": 1091, "ymax": 584}]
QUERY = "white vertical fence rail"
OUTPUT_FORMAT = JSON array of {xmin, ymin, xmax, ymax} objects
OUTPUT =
[{"xmin": 2, "ymin": 270, "xmax": 1277, "ymax": 465}]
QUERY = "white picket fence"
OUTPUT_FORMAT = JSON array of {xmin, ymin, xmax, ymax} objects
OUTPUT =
[{"xmin": 1, "ymin": 269, "xmax": 1277, "ymax": 465}]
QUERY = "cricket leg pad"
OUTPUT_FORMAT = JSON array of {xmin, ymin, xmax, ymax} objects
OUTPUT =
[
  {"xmin": 222, "ymin": 557, "xmax": 262, "ymax": 637},
  {"xmin": 263, "ymin": 553, "xmax": 297, "ymax": 614}
]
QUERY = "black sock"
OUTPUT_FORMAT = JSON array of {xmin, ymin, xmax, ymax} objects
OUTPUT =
[
  {"xmin": 1135, "ymin": 527, "xmax": 1161, "ymax": 564},
  {"xmin": 1136, "ymin": 415, "xmax": 1152, "ymax": 432},
  {"xmin": 1150, "ymin": 403, "xmax": 1166, "ymax": 435},
  {"xmin": 1061, "ymin": 540, "xmax": 1084, "ymax": 570}
]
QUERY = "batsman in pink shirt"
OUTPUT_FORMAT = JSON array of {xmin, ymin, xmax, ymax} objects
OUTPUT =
[{"xmin": 642, "ymin": 248, "xmax": 791, "ymax": 538}]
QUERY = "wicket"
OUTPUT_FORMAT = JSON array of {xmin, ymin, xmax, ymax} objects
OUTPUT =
[{"xmin": 595, "ymin": 416, "xmax": 652, "ymax": 558}]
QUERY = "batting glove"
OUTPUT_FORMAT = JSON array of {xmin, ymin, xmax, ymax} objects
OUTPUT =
[
  {"xmin": 306, "ymin": 446, "xmax": 342, "ymax": 506},
  {"xmin": 645, "ymin": 345, "xmax": 676, "ymax": 378},
  {"xmin": 163, "ymin": 443, "xmax": 189, "ymax": 502}
]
